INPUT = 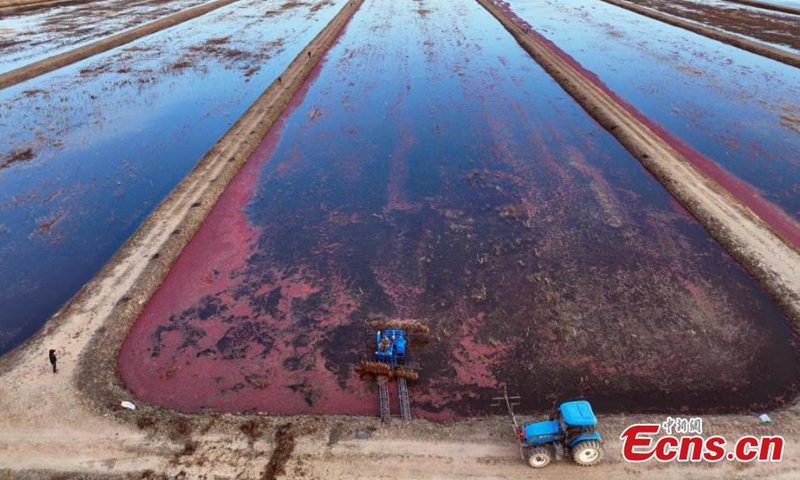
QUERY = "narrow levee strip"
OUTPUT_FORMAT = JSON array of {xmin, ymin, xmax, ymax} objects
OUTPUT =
[
  {"xmin": 0, "ymin": 0, "xmax": 240, "ymax": 90},
  {"xmin": 476, "ymin": 0, "xmax": 800, "ymax": 322},
  {"xmin": 627, "ymin": 0, "xmax": 800, "ymax": 52},
  {"xmin": 721, "ymin": 0, "xmax": 800, "ymax": 15},
  {"xmin": 599, "ymin": 0, "xmax": 800, "ymax": 68}
]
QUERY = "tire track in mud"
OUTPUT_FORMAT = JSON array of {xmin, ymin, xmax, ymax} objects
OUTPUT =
[
  {"xmin": 476, "ymin": 0, "xmax": 800, "ymax": 323},
  {"xmin": 0, "ymin": 0, "xmax": 241, "ymax": 90},
  {"xmin": 261, "ymin": 423, "xmax": 296, "ymax": 480},
  {"xmin": 599, "ymin": 0, "xmax": 800, "ymax": 68},
  {"xmin": 721, "ymin": 0, "xmax": 800, "ymax": 15}
]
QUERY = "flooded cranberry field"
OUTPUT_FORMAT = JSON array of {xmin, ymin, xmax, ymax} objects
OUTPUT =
[
  {"xmin": 118, "ymin": 0, "xmax": 799, "ymax": 419},
  {"xmin": 501, "ymin": 0, "xmax": 800, "ymax": 221},
  {"xmin": 0, "ymin": 0, "xmax": 346, "ymax": 354}
]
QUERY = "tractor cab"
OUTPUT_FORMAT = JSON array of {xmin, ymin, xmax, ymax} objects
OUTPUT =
[
  {"xmin": 519, "ymin": 400, "xmax": 603, "ymax": 468},
  {"xmin": 559, "ymin": 400, "xmax": 599, "ymax": 443}
]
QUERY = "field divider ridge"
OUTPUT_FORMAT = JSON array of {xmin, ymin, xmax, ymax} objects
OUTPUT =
[
  {"xmin": 0, "ymin": 0, "xmax": 105, "ymax": 15},
  {"xmin": 720, "ymin": 0, "xmax": 800, "ymax": 16}
]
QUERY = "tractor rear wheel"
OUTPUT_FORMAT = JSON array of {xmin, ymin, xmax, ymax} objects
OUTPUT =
[
  {"xmin": 572, "ymin": 440, "xmax": 603, "ymax": 466},
  {"xmin": 527, "ymin": 447, "xmax": 553, "ymax": 468}
]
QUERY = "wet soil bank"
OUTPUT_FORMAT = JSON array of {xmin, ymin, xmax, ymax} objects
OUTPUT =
[
  {"xmin": 118, "ymin": 0, "xmax": 798, "ymax": 419},
  {"xmin": 631, "ymin": 0, "xmax": 800, "ymax": 52},
  {"xmin": 0, "ymin": 0, "xmax": 93, "ymax": 14},
  {"xmin": 0, "ymin": 0, "xmax": 241, "ymax": 90},
  {"xmin": 724, "ymin": 0, "xmax": 800, "ymax": 15},
  {"xmin": 600, "ymin": 0, "xmax": 800, "ymax": 67}
]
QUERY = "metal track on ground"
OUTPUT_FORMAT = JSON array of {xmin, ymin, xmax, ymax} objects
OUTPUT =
[
  {"xmin": 398, "ymin": 377, "xmax": 411, "ymax": 421},
  {"xmin": 378, "ymin": 376, "xmax": 391, "ymax": 423}
]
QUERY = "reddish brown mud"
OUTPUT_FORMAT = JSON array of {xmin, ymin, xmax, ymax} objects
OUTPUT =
[
  {"xmin": 599, "ymin": 0, "xmax": 800, "ymax": 67},
  {"xmin": 0, "ymin": 148, "xmax": 35, "ymax": 170},
  {"xmin": 0, "ymin": 0, "xmax": 92, "ymax": 14},
  {"xmin": 631, "ymin": 0, "xmax": 800, "ymax": 51},
  {"xmin": 724, "ymin": 0, "xmax": 800, "ymax": 15}
]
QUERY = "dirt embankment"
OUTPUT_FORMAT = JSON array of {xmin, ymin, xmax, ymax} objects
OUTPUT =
[
  {"xmin": 1, "ymin": 413, "xmax": 800, "ymax": 478},
  {"xmin": 724, "ymin": 0, "xmax": 800, "ymax": 15},
  {"xmin": 631, "ymin": 0, "xmax": 800, "ymax": 51},
  {"xmin": 599, "ymin": 0, "xmax": 800, "ymax": 68},
  {"xmin": 0, "ymin": 0, "xmax": 95, "ymax": 15},
  {"xmin": 476, "ymin": 0, "xmax": 800, "ymax": 322},
  {"xmin": 0, "ymin": 0, "xmax": 242, "ymax": 90}
]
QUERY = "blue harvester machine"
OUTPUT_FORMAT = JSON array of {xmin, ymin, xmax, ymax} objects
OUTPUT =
[
  {"xmin": 355, "ymin": 319, "xmax": 428, "ymax": 423},
  {"xmin": 493, "ymin": 388, "xmax": 604, "ymax": 468}
]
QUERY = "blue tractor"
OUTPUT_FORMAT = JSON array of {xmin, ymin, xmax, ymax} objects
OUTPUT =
[
  {"xmin": 374, "ymin": 328, "xmax": 406, "ymax": 365},
  {"xmin": 520, "ymin": 400, "xmax": 603, "ymax": 468}
]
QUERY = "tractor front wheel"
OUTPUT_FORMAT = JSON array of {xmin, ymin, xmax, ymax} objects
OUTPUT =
[
  {"xmin": 527, "ymin": 447, "xmax": 553, "ymax": 468},
  {"xmin": 572, "ymin": 440, "xmax": 603, "ymax": 466}
]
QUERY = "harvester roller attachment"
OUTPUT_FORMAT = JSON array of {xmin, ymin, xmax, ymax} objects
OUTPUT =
[
  {"xmin": 355, "ymin": 360, "xmax": 393, "ymax": 377},
  {"xmin": 365, "ymin": 319, "xmax": 430, "ymax": 335},
  {"xmin": 393, "ymin": 367, "xmax": 419, "ymax": 381},
  {"xmin": 355, "ymin": 361, "xmax": 419, "ymax": 381}
]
